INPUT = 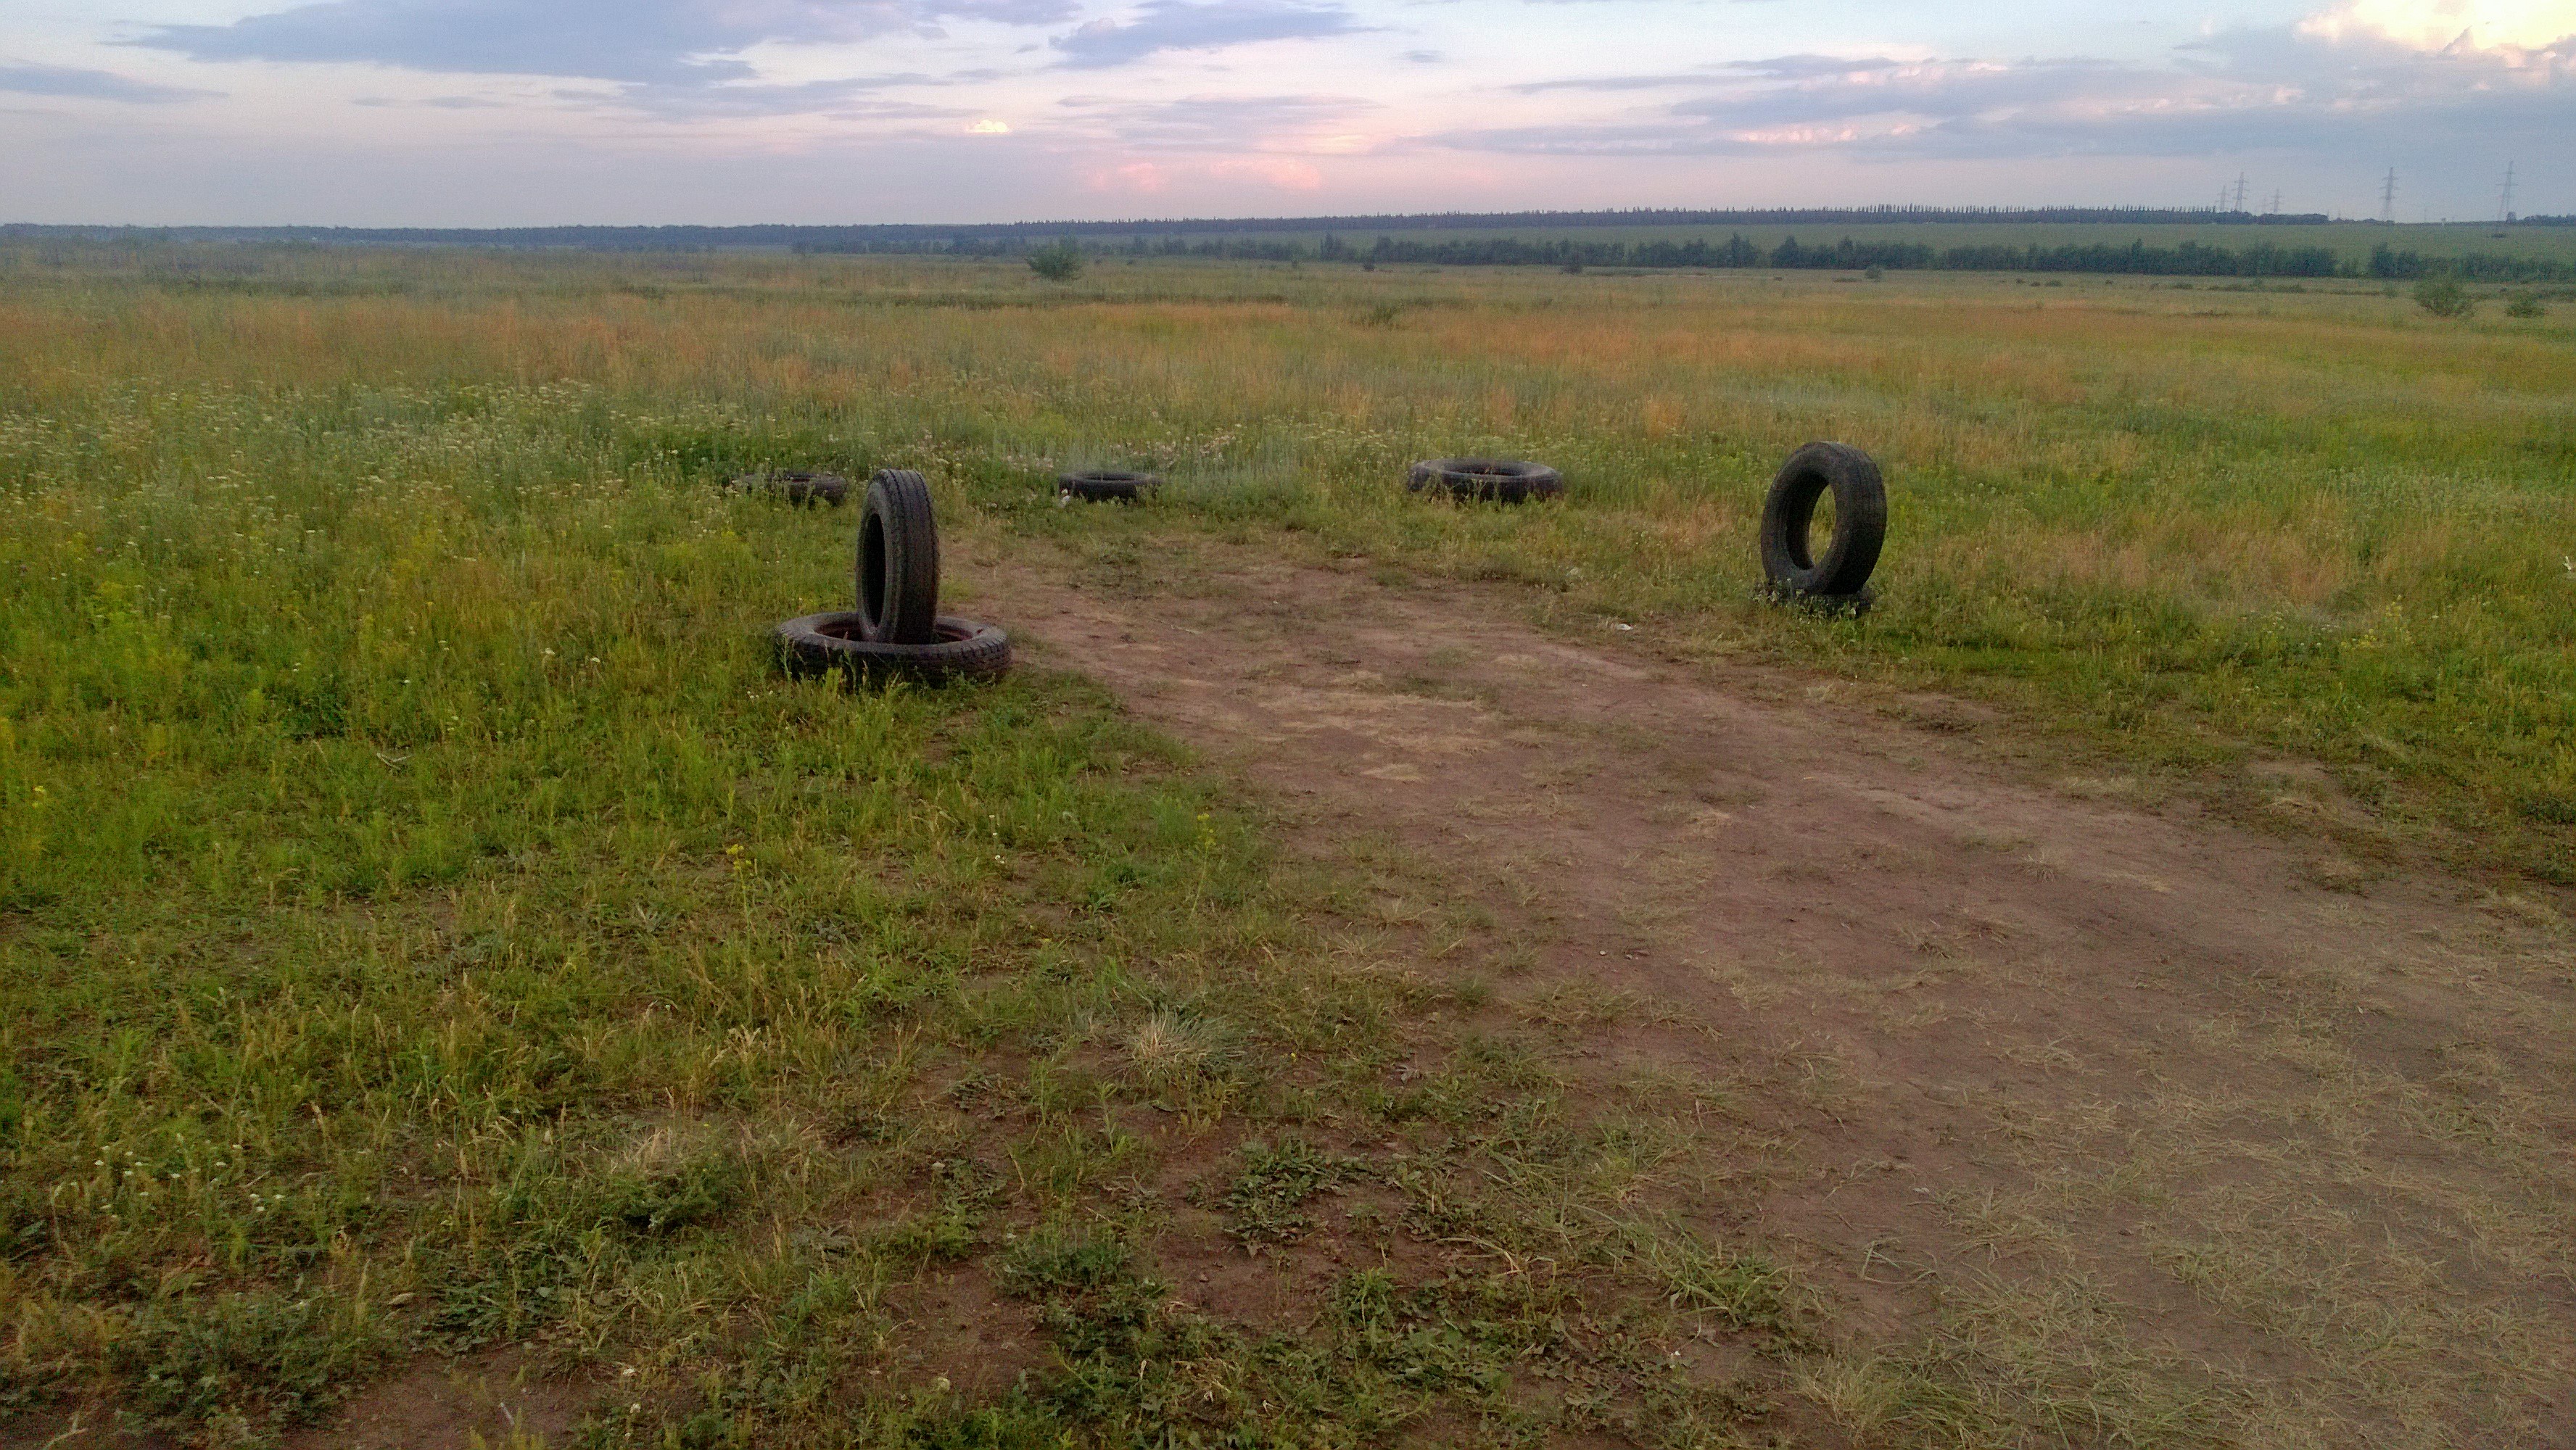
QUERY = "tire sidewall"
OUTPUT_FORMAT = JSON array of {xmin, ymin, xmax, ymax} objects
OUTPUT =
[
  {"xmin": 775, "ymin": 613, "xmax": 1009, "ymax": 684},
  {"xmin": 1410, "ymin": 459, "xmax": 1563, "ymax": 504},
  {"xmin": 1060, "ymin": 472, "xmax": 1158, "ymax": 502},
  {"xmin": 1760, "ymin": 443, "xmax": 1886, "ymax": 597},
  {"xmin": 857, "ymin": 469, "xmax": 941, "ymax": 645}
]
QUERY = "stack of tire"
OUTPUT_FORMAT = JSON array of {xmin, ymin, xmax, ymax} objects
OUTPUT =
[
  {"xmin": 1758, "ymin": 443, "xmax": 1885, "ymax": 613},
  {"xmin": 772, "ymin": 469, "xmax": 1012, "ymax": 684}
]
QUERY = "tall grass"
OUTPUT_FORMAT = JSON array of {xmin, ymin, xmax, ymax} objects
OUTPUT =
[
  {"xmin": 2, "ymin": 244, "xmax": 2570, "ymax": 1446},
  {"xmin": 0, "ymin": 246, "xmax": 1823, "ymax": 1446},
  {"xmin": 13, "ymin": 244, "xmax": 2564, "ymax": 875}
]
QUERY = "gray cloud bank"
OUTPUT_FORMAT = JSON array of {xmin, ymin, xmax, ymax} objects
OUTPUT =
[
  {"xmin": 0, "ymin": 62, "xmax": 215, "ymax": 103},
  {"xmin": 126, "ymin": 0, "xmax": 1076, "ymax": 86},
  {"xmin": 1050, "ymin": 0, "xmax": 1368, "ymax": 67},
  {"xmin": 1446, "ymin": 25, "xmax": 2574, "ymax": 161},
  {"xmin": 1060, "ymin": 90, "xmax": 1371, "ymax": 143}
]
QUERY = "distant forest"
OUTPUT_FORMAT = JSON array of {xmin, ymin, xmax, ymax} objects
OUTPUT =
[
  {"xmin": 1134, "ymin": 233, "xmax": 2576, "ymax": 282},
  {"xmin": 8, "ymin": 206, "xmax": 2575, "ymax": 281}
]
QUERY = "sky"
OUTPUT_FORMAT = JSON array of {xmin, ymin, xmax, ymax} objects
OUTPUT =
[{"xmin": 1, "ymin": 0, "xmax": 2569, "ymax": 224}]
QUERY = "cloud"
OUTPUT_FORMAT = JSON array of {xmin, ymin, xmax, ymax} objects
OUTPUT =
[
  {"xmin": 1440, "ymin": 20, "xmax": 2575, "ymax": 162},
  {"xmin": 126, "ymin": 0, "xmax": 1076, "ymax": 87},
  {"xmin": 0, "ymin": 62, "xmax": 216, "ymax": 103},
  {"xmin": 1088, "ymin": 159, "xmax": 1169, "ymax": 189},
  {"xmin": 1508, "ymin": 71, "xmax": 1709, "ymax": 93},
  {"xmin": 2300, "ymin": 0, "xmax": 2576, "ymax": 49},
  {"xmin": 542, "ymin": 68, "xmax": 1006, "ymax": 119},
  {"xmin": 352, "ymin": 93, "xmax": 505, "ymax": 107},
  {"xmin": 1208, "ymin": 154, "xmax": 1321, "ymax": 187},
  {"xmin": 1049, "ymin": 0, "xmax": 1368, "ymax": 67},
  {"xmin": 1061, "ymin": 91, "xmax": 1374, "ymax": 146}
]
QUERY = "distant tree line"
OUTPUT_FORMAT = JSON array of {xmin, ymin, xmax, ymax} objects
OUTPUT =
[
  {"xmin": 1070, "ymin": 231, "xmax": 2574, "ymax": 282},
  {"xmin": 0, "ymin": 205, "xmax": 2351, "ymax": 253},
  {"xmin": 8, "ymin": 213, "xmax": 2572, "ymax": 281}
]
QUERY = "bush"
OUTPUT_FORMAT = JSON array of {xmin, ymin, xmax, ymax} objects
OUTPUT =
[
  {"xmin": 2503, "ymin": 291, "xmax": 2545, "ymax": 318},
  {"xmin": 1026, "ymin": 241, "xmax": 1084, "ymax": 281},
  {"xmin": 2412, "ymin": 277, "xmax": 2474, "ymax": 318}
]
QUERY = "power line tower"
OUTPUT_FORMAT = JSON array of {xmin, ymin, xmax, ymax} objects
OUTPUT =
[
  {"xmin": 2499, "ymin": 160, "xmax": 2517, "ymax": 223},
  {"xmin": 2233, "ymin": 173, "xmax": 2249, "ymax": 212},
  {"xmin": 2380, "ymin": 167, "xmax": 2398, "ymax": 222},
  {"xmin": 2267, "ymin": 189, "xmax": 2283, "ymax": 215}
]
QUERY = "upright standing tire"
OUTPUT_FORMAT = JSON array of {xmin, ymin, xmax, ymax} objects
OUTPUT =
[
  {"xmin": 857, "ymin": 468, "xmax": 941, "ymax": 645},
  {"xmin": 1407, "ymin": 458, "xmax": 1564, "ymax": 504},
  {"xmin": 1059, "ymin": 471, "xmax": 1160, "ymax": 502},
  {"xmin": 1759, "ymin": 443, "xmax": 1886, "ymax": 600}
]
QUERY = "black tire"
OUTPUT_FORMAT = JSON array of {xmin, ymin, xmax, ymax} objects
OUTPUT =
[
  {"xmin": 1759, "ymin": 442, "xmax": 1886, "ymax": 600},
  {"xmin": 729, "ymin": 471, "xmax": 849, "ymax": 507},
  {"xmin": 1059, "ymin": 471, "xmax": 1160, "ymax": 502},
  {"xmin": 856, "ymin": 468, "xmax": 941, "ymax": 645},
  {"xmin": 1405, "ymin": 458, "xmax": 1564, "ymax": 503},
  {"xmin": 773, "ymin": 613, "xmax": 1011, "ymax": 684}
]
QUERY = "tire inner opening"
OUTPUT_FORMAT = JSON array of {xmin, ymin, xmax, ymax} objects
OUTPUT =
[
  {"xmin": 1788, "ymin": 479, "xmax": 1838, "ymax": 572},
  {"xmin": 860, "ymin": 513, "xmax": 889, "ymax": 627}
]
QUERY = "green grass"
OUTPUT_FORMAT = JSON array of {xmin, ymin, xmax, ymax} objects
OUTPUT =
[
  {"xmin": 1, "ymin": 244, "xmax": 2569, "ymax": 1446},
  {"xmin": 0, "ymin": 281, "xmax": 1810, "ymax": 1446}
]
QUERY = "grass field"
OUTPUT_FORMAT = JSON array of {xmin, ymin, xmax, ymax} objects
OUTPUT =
[{"xmin": 1, "ymin": 245, "xmax": 2571, "ymax": 1447}]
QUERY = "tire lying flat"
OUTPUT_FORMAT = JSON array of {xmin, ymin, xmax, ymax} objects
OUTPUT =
[
  {"xmin": 1059, "ymin": 471, "xmax": 1160, "ymax": 502},
  {"xmin": 1407, "ymin": 458, "xmax": 1564, "ymax": 504},
  {"xmin": 729, "ymin": 471, "xmax": 849, "ymax": 506},
  {"xmin": 856, "ymin": 468, "xmax": 941, "ymax": 645},
  {"xmin": 1759, "ymin": 442, "xmax": 1886, "ymax": 603},
  {"xmin": 773, "ymin": 613, "xmax": 1010, "ymax": 684}
]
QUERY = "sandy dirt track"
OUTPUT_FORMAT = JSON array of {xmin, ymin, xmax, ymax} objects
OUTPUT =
[{"xmin": 970, "ymin": 540, "xmax": 2576, "ymax": 1446}]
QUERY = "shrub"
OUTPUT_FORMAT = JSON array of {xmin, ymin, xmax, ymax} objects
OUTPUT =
[
  {"xmin": 1026, "ymin": 241, "xmax": 1084, "ymax": 281},
  {"xmin": 2412, "ymin": 277, "xmax": 2474, "ymax": 318},
  {"xmin": 2503, "ymin": 291, "xmax": 2545, "ymax": 319}
]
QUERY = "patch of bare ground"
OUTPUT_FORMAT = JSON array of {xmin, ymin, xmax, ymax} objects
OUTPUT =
[
  {"xmin": 876, "ymin": 1264, "xmax": 1049, "ymax": 1396},
  {"xmin": 281, "ymin": 1349, "xmax": 592, "ymax": 1450},
  {"xmin": 0, "ymin": 1354, "xmax": 594, "ymax": 1450},
  {"xmin": 967, "ymin": 534, "xmax": 2576, "ymax": 1448},
  {"xmin": 0, "ymin": 1414, "xmax": 177, "ymax": 1450}
]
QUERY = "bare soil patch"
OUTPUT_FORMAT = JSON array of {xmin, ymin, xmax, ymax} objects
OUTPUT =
[
  {"xmin": 281, "ymin": 1350, "xmax": 590, "ymax": 1450},
  {"xmin": 970, "ymin": 539, "xmax": 2576, "ymax": 1446}
]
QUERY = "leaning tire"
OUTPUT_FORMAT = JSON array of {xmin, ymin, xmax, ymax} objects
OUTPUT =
[
  {"xmin": 1059, "ymin": 471, "xmax": 1160, "ymax": 502},
  {"xmin": 729, "ymin": 471, "xmax": 849, "ymax": 506},
  {"xmin": 856, "ymin": 468, "xmax": 941, "ymax": 645},
  {"xmin": 1406, "ymin": 458, "xmax": 1564, "ymax": 503},
  {"xmin": 1759, "ymin": 442, "xmax": 1886, "ymax": 600},
  {"xmin": 774, "ymin": 613, "xmax": 1010, "ymax": 684}
]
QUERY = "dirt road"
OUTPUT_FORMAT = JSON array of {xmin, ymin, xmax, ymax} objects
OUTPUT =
[{"xmin": 970, "ymin": 540, "xmax": 2576, "ymax": 1446}]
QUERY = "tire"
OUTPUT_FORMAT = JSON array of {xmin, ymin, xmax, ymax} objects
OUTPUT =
[
  {"xmin": 1759, "ymin": 442, "xmax": 1886, "ymax": 600},
  {"xmin": 1405, "ymin": 458, "xmax": 1564, "ymax": 504},
  {"xmin": 856, "ymin": 468, "xmax": 941, "ymax": 645},
  {"xmin": 729, "ymin": 471, "xmax": 849, "ymax": 506},
  {"xmin": 1059, "ymin": 471, "xmax": 1160, "ymax": 502},
  {"xmin": 773, "ymin": 613, "xmax": 1011, "ymax": 684}
]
